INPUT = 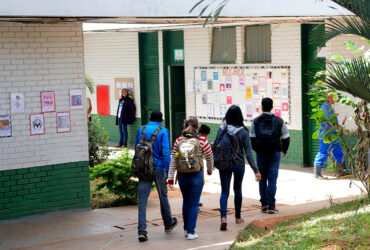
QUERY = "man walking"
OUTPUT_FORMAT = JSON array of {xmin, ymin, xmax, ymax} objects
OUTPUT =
[
  {"xmin": 250, "ymin": 98, "xmax": 290, "ymax": 214},
  {"xmin": 135, "ymin": 110, "xmax": 177, "ymax": 242}
]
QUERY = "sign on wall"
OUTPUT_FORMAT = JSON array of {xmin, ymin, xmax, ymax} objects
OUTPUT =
[
  {"xmin": 97, "ymin": 85, "xmax": 110, "ymax": 116},
  {"xmin": 70, "ymin": 89, "xmax": 83, "ymax": 110},
  {"xmin": 194, "ymin": 66, "xmax": 290, "ymax": 123},
  {"xmin": 0, "ymin": 115, "xmax": 12, "ymax": 137},
  {"xmin": 10, "ymin": 93, "xmax": 24, "ymax": 113}
]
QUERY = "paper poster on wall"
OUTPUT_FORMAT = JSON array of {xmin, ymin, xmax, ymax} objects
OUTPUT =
[
  {"xmin": 220, "ymin": 105, "xmax": 227, "ymax": 117},
  {"xmin": 272, "ymin": 83, "xmax": 280, "ymax": 98},
  {"xmin": 56, "ymin": 111, "xmax": 71, "ymax": 133},
  {"xmin": 246, "ymin": 87, "xmax": 252, "ymax": 99},
  {"xmin": 202, "ymin": 93, "xmax": 207, "ymax": 104},
  {"xmin": 282, "ymin": 102, "xmax": 289, "ymax": 112},
  {"xmin": 40, "ymin": 91, "xmax": 55, "ymax": 113},
  {"xmin": 213, "ymin": 72, "xmax": 218, "ymax": 81},
  {"xmin": 252, "ymin": 73, "xmax": 258, "ymax": 82},
  {"xmin": 281, "ymin": 72, "xmax": 288, "ymax": 83},
  {"xmin": 258, "ymin": 77, "xmax": 266, "ymax": 92},
  {"xmin": 207, "ymin": 104, "xmax": 214, "ymax": 117},
  {"xmin": 225, "ymin": 76, "xmax": 232, "ymax": 89},
  {"xmin": 219, "ymin": 83, "xmax": 226, "ymax": 94},
  {"xmin": 70, "ymin": 89, "xmax": 83, "ymax": 110},
  {"xmin": 281, "ymin": 84, "xmax": 288, "ymax": 98},
  {"xmin": 0, "ymin": 115, "xmax": 12, "ymax": 137},
  {"xmin": 211, "ymin": 93, "xmax": 220, "ymax": 106},
  {"xmin": 207, "ymin": 80, "xmax": 213, "ymax": 90},
  {"xmin": 267, "ymin": 71, "xmax": 272, "ymax": 80},
  {"xmin": 220, "ymin": 94, "xmax": 227, "ymax": 104},
  {"xmin": 246, "ymin": 103, "xmax": 254, "ymax": 120},
  {"xmin": 11, "ymin": 93, "xmax": 24, "ymax": 113},
  {"xmin": 187, "ymin": 78, "xmax": 194, "ymax": 93},
  {"xmin": 201, "ymin": 71, "xmax": 206, "ymax": 81},
  {"xmin": 239, "ymin": 77, "xmax": 244, "ymax": 87},
  {"xmin": 195, "ymin": 82, "xmax": 201, "ymax": 92},
  {"xmin": 227, "ymin": 96, "xmax": 232, "ymax": 105},
  {"xmin": 252, "ymin": 84, "xmax": 259, "ymax": 98},
  {"xmin": 274, "ymin": 107, "xmax": 282, "ymax": 117},
  {"xmin": 30, "ymin": 113, "xmax": 45, "ymax": 135}
]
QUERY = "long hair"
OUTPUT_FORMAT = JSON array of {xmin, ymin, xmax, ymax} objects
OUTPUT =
[
  {"xmin": 182, "ymin": 116, "xmax": 199, "ymax": 138},
  {"xmin": 223, "ymin": 105, "xmax": 247, "ymax": 130},
  {"xmin": 120, "ymin": 89, "xmax": 129, "ymax": 101}
]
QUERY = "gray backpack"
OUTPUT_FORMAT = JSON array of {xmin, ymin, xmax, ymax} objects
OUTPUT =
[
  {"xmin": 131, "ymin": 125, "xmax": 162, "ymax": 180},
  {"xmin": 175, "ymin": 137, "xmax": 202, "ymax": 173}
]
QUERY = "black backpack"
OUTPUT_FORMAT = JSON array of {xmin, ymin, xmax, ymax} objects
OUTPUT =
[
  {"xmin": 131, "ymin": 125, "xmax": 162, "ymax": 180},
  {"xmin": 212, "ymin": 125, "xmax": 240, "ymax": 171},
  {"xmin": 253, "ymin": 114, "xmax": 283, "ymax": 156}
]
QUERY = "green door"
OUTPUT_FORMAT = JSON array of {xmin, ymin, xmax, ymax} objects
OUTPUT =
[
  {"xmin": 301, "ymin": 24, "xmax": 326, "ymax": 166},
  {"xmin": 139, "ymin": 32, "xmax": 160, "ymax": 124}
]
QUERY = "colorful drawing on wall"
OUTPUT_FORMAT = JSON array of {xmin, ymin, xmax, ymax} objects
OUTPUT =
[
  {"xmin": 272, "ymin": 83, "xmax": 280, "ymax": 98},
  {"xmin": 282, "ymin": 102, "xmax": 289, "ymax": 112},
  {"xmin": 274, "ymin": 107, "xmax": 282, "ymax": 117},
  {"xmin": 239, "ymin": 77, "xmax": 245, "ymax": 87},
  {"xmin": 207, "ymin": 80, "xmax": 213, "ymax": 90},
  {"xmin": 252, "ymin": 84, "xmax": 259, "ymax": 98},
  {"xmin": 0, "ymin": 115, "xmax": 12, "ymax": 137},
  {"xmin": 281, "ymin": 84, "xmax": 288, "ymax": 98},
  {"xmin": 207, "ymin": 104, "xmax": 214, "ymax": 117},
  {"xmin": 219, "ymin": 83, "xmax": 226, "ymax": 94},
  {"xmin": 201, "ymin": 71, "xmax": 206, "ymax": 81},
  {"xmin": 227, "ymin": 96, "xmax": 232, "ymax": 105},
  {"xmin": 30, "ymin": 113, "xmax": 45, "ymax": 135},
  {"xmin": 267, "ymin": 71, "xmax": 272, "ymax": 79},
  {"xmin": 202, "ymin": 93, "xmax": 207, "ymax": 104},
  {"xmin": 56, "ymin": 112, "xmax": 71, "ymax": 133},
  {"xmin": 225, "ymin": 76, "xmax": 232, "ymax": 89},
  {"xmin": 10, "ymin": 92, "xmax": 25, "ymax": 114},
  {"xmin": 213, "ymin": 72, "xmax": 218, "ymax": 81},
  {"xmin": 40, "ymin": 91, "xmax": 55, "ymax": 113},
  {"xmin": 252, "ymin": 73, "xmax": 258, "ymax": 82},
  {"xmin": 220, "ymin": 105, "xmax": 227, "ymax": 117},
  {"xmin": 195, "ymin": 82, "xmax": 201, "ymax": 93},
  {"xmin": 70, "ymin": 89, "xmax": 83, "ymax": 110},
  {"xmin": 246, "ymin": 87, "xmax": 252, "ymax": 99},
  {"xmin": 246, "ymin": 103, "xmax": 253, "ymax": 120},
  {"xmin": 258, "ymin": 76, "xmax": 266, "ymax": 92}
]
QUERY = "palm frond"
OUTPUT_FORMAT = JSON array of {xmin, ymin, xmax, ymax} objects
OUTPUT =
[
  {"xmin": 310, "ymin": 16, "xmax": 370, "ymax": 48},
  {"xmin": 190, "ymin": 0, "xmax": 230, "ymax": 26},
  {"xmin": 321, "ymin": 58, "xmax": 370, "ymax": 102},
  {"xmin": 331, "ymin": 0, "xmax": 370, "ymax": 23},
  {"xmin": 85, "ymin": 74, "xmax": 95, "ymax": 94}
]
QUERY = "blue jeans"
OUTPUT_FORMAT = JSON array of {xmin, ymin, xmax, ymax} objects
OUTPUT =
[
  {"xmin": 118, "ymin": 123, "xmax": 128, "ymax": 146},
  {"xmin": 314, "ymin": 140, "xmax": 343, "ymax": 167},
  {"xmin": 138, "ymin": 170, "xmax": 173, "ymax": 233},
  {"xmin": 219, "ymin": 165, "xmax": 245, "ymax": 219},
  {"xmin": 178, "ymin": 171, "xmax": 203, "ymax": 234},
  {"xmin": 257, "ymin": 152, "xmax": 281, "ymax": 208}
]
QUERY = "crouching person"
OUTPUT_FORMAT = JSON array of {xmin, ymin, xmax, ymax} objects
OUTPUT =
[{"xmin": 132, "ymin": 110, "xmax": 177, "ymax": 242}]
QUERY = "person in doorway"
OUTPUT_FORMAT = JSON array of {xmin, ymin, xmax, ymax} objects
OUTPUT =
[
  {"xmin": 215, "ymin": 105, "xmax": 261, "ymax": 231},
  {"xmin": 116, "ymin": 89, "xmax": 136, "ymax": 148},
  {"xmin": 313, "ymin": 91, "xmax": 349, "ymax": 179},
  {"xmin": 168, "ymin": 117, "xmax": 214, "ymax": 240},
  {"xmin": 135, "ymin": 110, "xmax": 177, "ymax": 242},
  {"xmin": 250, "ymin": 97, "xmax": 290, "ymax": 214}
]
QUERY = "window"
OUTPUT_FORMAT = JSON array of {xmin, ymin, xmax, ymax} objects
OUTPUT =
[
  {"xmin": 244, "ymin": 25, "xmax": 271, "ymax": 63},
  {"xmin": 211, "ymin": 26, "xmax": 236, "ymax": 64}
]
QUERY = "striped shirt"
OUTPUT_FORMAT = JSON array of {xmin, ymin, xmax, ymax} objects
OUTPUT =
[{"xmin": 168, "ymin": 136, "xmax": 213, "ymax": 180}]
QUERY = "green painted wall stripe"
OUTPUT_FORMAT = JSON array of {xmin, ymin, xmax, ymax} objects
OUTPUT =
[{"xmin": 0, "ymin": 161, "xmax": 90, "ymax": 220}]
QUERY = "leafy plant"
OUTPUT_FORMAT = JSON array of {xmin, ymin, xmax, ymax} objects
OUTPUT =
[
  {"xmin": 85, "ymin": 74, "xmax": 95, "ymax": 94},
  {"xmin": 90, "ymin": 149, "xmax": 139, "ymax": 204},
  {"xmin": 88, "ymin": 116, "xmax": 110, "ymax": 167}
]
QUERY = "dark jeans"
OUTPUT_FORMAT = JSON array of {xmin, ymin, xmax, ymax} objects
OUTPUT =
[
  {"xmin": 219, "ymin": 165, "xmax": 245, "ymax": 219},
  {"xmin": 118, "ymin": 123, "xmax": 128, "ymax": 146},
  {"xmin": 138, "ymin": 170, "xmax": 173, "ymax": 233},
  {"xmin": 257, "ymin": 152, "xmax": 281, "ymax": 208},
  {"xmin": 178, "ymin": 171, "xmax": 203, "ymax": 234}
]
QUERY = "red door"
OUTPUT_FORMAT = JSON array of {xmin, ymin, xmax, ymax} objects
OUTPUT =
[{"xmin": 97, "ymin": 85, "xmax": 110, "ymax": 116}]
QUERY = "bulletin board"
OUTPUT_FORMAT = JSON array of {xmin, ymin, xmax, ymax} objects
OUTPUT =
[{"xmin": 194, "ymin": 66, "xmax": 290, "ymax": 123}]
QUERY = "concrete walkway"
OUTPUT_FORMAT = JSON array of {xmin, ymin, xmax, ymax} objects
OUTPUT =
[{"xmin": 0, "ymin": 164, "xmax": 363, "ymax": 250}]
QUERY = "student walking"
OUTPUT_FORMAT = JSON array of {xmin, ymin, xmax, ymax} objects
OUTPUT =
[
  {"xmin": 133, "ymin": 110, "xmax": 177, "ymax": 242},
  {"xmin": 116, "ymin": 89, "xmax": 136, "ymax": 148},
  {"xmin": 168, "ymin": 117, "xmax": 214, "ymax": 240},
  {"xmin": 214, "ymin": 105, "xmax": 261, "ymax": 231},
  {"xmin": 250, "ymin": 98, "xmax": 290, "ymax": 214}
]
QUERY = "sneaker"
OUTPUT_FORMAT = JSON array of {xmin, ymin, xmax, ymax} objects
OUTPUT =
[
  {"xmin": 184, "ymin": 230, "xmax": 188, "ymax": 237},
  {"xmin": 314, "ymin": 175, "xmax": 328, "ymax": 180},
  {"xmin": 138, "ymin": 231, "xmax": 148, "ymax": 242},
  {"xmin": 187, "ymin": 233, "xmax": 199, "ymax": 240},
  {"xmin": 165, "ymin": 217, "xmax": 178, "ymax": 233},
  {"xmin": 220, "ymin": 219, "xmax": 227, "ymax": 231},
  {"xmin": 261, "ymin": 205, "xmax": 268, "ymax": 213},
  {"xmin": 236, "ymin": 218, "xmax": 244, "ymax": 224},
  {"xmin": 267, "ymin": 206, "xmax": 279, "ymax": 214}
]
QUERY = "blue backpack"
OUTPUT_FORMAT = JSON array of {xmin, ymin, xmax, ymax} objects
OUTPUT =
[{"xmin": 212, "ymin": 125, "xmax": 240, "ymax": 171}]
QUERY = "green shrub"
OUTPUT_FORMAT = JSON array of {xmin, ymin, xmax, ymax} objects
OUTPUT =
[
  {"xmin": 88, "ymin": 116, "xmax": 110, "ymax": 167},
  {"xmin": 90, "ymin": 149, "xmax": 139, "ymax": 204}
]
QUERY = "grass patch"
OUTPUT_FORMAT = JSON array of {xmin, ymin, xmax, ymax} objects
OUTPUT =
[{"xmin": 231, "ymin": 198, "xmax": 370, "ymax": 249}]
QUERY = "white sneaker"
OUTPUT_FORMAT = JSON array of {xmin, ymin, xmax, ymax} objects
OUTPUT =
[
  {"xmin": 184, "ymin": 230, "xmax": 187, "ymax": 237},
  {"xmin": 187, "ymin": 233, "xmax": 199, "ymax": 240}
]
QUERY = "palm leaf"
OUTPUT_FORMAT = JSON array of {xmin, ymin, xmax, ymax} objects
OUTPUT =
[
  {"xmin": 85, "ymin": 74, "xmax": 95, "ymax": 94},
  {"xmin": 321, "ymin": 58, "xmax": 370, "ymax": 102},
  {"xmin": 310, "ymin": 16, "xmax": 370, "ymax": 48},
  {"xmin": 190, "ymin": 0, "xmax": 230, "ymax": 26}
]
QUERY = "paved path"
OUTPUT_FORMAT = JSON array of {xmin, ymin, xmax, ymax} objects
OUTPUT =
[{"xmin": 0, "ymin": 164, "xmax": 363, "ymax": 250}]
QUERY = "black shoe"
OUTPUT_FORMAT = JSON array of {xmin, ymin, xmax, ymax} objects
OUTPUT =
[
  {"xmin": 220, "ymin": 219, "xmax": 227, "ymax": 231},
  {"xmin": 261, "ymin": 205, "xmax": 268, "ymax": 213},
  {"xmin": 165, "ymin": 217, "xmax": 178, "ymax": 233},
  {"xmin": 198, "ymin": 202, "xmax": 203, "ymax": 207},
  {"xmin": 138, "ymin": 231, "xmax": 148, "ymax": 242},
  {"xmin": 267, "ymin": 206, "xmax": 279, "ymax": 214}
]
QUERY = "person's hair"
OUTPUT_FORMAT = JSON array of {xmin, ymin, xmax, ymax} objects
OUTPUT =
[
  {"xmin": 223, "ymin": 105, "xmax": 244, "ymax": 127},
  {"xmin": 182, "ymin": 116, "xmax": 199, "ymax": 137},
  {"xmin": 262, "ymin": 97, "xmax": 273, "ymax": 112},
  {"xmin": 120, "ymin": 89, "xmax": 129, "ymax": 101},
  {"xmin": 198, "ymin": 124, "xmax": 211, "ymax": 135}
]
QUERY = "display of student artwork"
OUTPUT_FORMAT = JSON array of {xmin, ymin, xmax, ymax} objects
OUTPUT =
[
  {"xmin": 11, "ymin": 93, "xmax": 24, "ymax": 113},
  {"xmin": 30, "ymin": 113, "xmax": 45, "ymax": 135},
  {"xmin": 56, "ymin": 112, "xmax": 71, "ymax": 133},
  {"xmin": 40, "ymin": 91, "xmax": 56, "ymax": 113},
  {"xmin": 70, "ymin": 89, "xmax": 83, "ymax": 110},
  {"xmin": 0, "ymin": 115, "xmax": 12, "ymax": 137},
  {"xmin": 194, "ymin": 66, "xmax": 290, "ymax": 122}
]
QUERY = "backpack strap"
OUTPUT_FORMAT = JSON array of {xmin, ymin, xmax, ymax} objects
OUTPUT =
[
  {"xmin": 140, "ymin": 125, "xmax": 146, "ymax": 142},
  {"xmin": 149, "ymin": 126, "xmax": 162, "ymax": 144}
]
